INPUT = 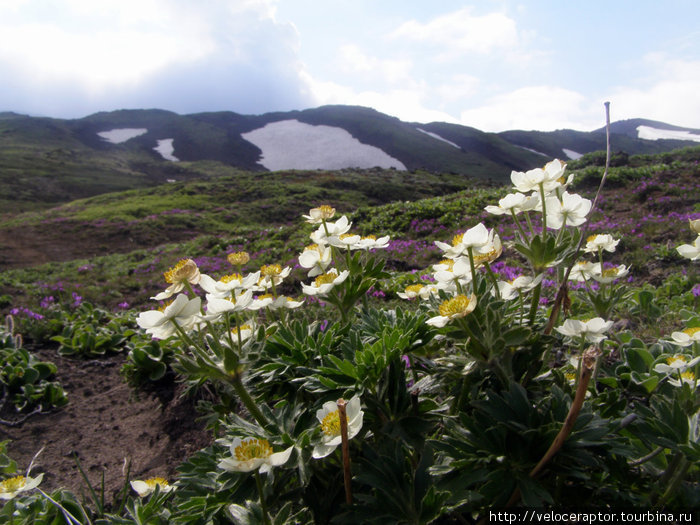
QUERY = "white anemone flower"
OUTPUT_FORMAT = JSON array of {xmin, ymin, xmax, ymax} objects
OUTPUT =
[
  {"xmin": 555, "ymin": 317, "xmax": 613, "ymax": 343},
  {"xmin": 198, "ymin": 271, "xmax": 261, "ymax": 299},
  {"xmin": 677, "ymin": 236, "xmax": 700, "ymax": 260},
  {"xmin": 397, "ymin": 283, "xmax": 438, "ymax": 300},
  {"xmin": 689, "ymin": 218, "xmax": 700, "ymax": 234},
  {"xmin": 654, "ymin": 354, "xmax": 700, "ymax": 374},
  {"xmin": 301, "ymin": 269, "xmax": 349, "ymax": 297},
  {"xmin": 583, "ymin": 234, "xmax": 620, "ymax": 254},
  {"xmin": 426, "ymin": 293, "xmax": 478, "ymax": 328},
  {"xmin": 203, "ymin": 290, "xmax": 254, "ymax": 319},
  {"xmin": 510, "ymin": 160, "xmax": 567, "ymax": 194},
  {"xmin": 0, "ymin": 473, "xmax": 43, "ymax": 500},
  {"xmin": 258, "ymin": 264, "xmax": 292, "ymax": 290},
  {"xmin": 310, "ymin": 215, "xmax": 352, "ymax": 245},
  {"xmin": 434, "ymin": 257, "xmax": 473, "ymax": 293},
  {"xmin": 218, "ymin": 437, "xmax": 293, "ymax": 474},
  {"xmin": 589, "ymin": 263, "xmax": 630, "ymax": 284},
  {"xmin": 669, "ymin": 371, "xmax": 697, "ymax": 388},
  {"xmin": 249, "ymin": 294, "xmax": 304, "ymax": 311},
  {"xmin": 544, "ymin": 191, "xmax": 592, "ymax": 229},
  {"xmin": 569, "ymin": 261, "xmax": 597, "ymax": 281},
  {"xmin": 312, "ymin": 396, "xmax": 364, "ymax": 459},
  {"xmin": 670, "ymin": 327, "xmax": 700, "ymax": 347},
  {"xmin": 327, "ymin": 232, "xmax": 362, "ymax": 250},
  {"xmin": 495, "ymin": 274, "xmax": 544, "ymax": 300},
  {"xmin": 151, "ymin": 259, "xmax": 202, "ymax": 301},
  {"xmin": 137, "ymin": 295, "xmax": 202, "ymax": 339},
  {"xmin": 130, "ymin": 477, "xmax": 174, "ymax": 498},
  {"xmin": 353, "ymin": 235, "xmax": 391, "ymax": 250},
  {"xmin": 435, "ymin": 223, "xmax": 490, "ymax": 259},
  {"xmin": 484, "ymin": 192, "xmax": 539, "ymax": 216},
  {"xmin": 303, "ymin": 205, "xmax": 336, "ymax": 224},
  {"xmin": 298, "ymin": 244, "xmax": 333, "ymax": 277}
]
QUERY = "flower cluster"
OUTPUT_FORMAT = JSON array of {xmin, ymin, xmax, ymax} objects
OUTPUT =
[{"xmin": 676, "ymin": 218, "xmax": 700, "ymax": 261}]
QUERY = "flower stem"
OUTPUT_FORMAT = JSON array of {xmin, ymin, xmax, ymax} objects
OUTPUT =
[
  {"xmin": 254, "ymin": 471, "xmax": 272, "ymax": 525},
  {"xmin": 230, "ymin": 374, "xmax": 269, "ymax": 428},
  {"xmin": 337, "ymin": 399, "xmax": 353, "ymax": 505}
]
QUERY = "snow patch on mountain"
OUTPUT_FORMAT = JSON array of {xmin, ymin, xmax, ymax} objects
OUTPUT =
[
  {"xmin": 241, "ymin": 120, "xmax": 406, "ymax": 171},
  {"xmin": 637, "ymin": 125, "xmax": 700, "ymax": 142},
  {"xmin": 97, "ymin": 128, "xmax": 147, "ymax": 144},
  {"xmin": 154, "ymin": 138, "xmax": 179, "ymax": 161},
  {"xmin": 562, "ymin": 148, "xmax": 582, "ymax": 160},
  {"xmin": 416, "ymin": 128, "xmax": 460, "ymax": 149}
]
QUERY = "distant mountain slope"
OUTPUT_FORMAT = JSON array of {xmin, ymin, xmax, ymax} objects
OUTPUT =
[{"xmin": 2, "ymin": 106, "xmax": 699, "ymax": 212}]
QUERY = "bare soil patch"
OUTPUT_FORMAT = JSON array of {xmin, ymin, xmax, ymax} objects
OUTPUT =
[{"xmin": 1, "ymin": 346, "xmax": 210, "ymax": 505}]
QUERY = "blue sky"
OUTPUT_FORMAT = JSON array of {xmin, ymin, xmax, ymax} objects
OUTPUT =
[{"xmin": 1, "ymin": 0, "xmax": 699, "ymax": 131}]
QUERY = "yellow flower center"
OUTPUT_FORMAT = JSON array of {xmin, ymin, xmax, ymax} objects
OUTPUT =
[
  {"xmin": 601, "ymin": 267, "xmax": 619, "ymax": 278},
  {"xmin": 405, "ymin": 284, "xmax": 424, "ymax": 294},
  {"xmin": 227, "ymin": 252, "xmax": 250, "ymax": 266},
  {"xmin": 316, "ymin": 205, "xmax": 336, "ymax": 219},
  {"xmin": 362, "ymin": 235, "xmax": 377, "ymax": 240},
  {"xmin": 305, "ymin": 243, "xmax": 321, "ymax": 252},
  {"xmin": 564, "ymin": 372, "xmax": 577, "ymax": 382},
  {"xmin": 144, "ymin": 477, "xmax": 169, "ymax": 490},
  {"xmin": 339, "ymin": 233, "xmax": 356, "ymax": 240},
  {"xmin": 234, "ymin": 438, "xmax": 273, "ymax": 461},
  {"xmin": 314, "ymin": 271, "xmax": 339, "ymax": 286},
  {"xmin": 220, "ymin": 273, "xmax": 243, "ymax": 284},
  {"xmin": 438, "ymin": 295, "xmax": 473, "ymax": 318},
  {"xmin": 438, "ymin": 259, "xmax": 455, "ymax": 271},
  {"xmin": 667, "ymin": 354, "xmax": 688, "ymax": 366},
  {"xmin": 257, "ymin": 293, "xmax": 273, "ymax": 301},
  {"xmin": 164, "ymin": 259, "xmax": 198, "ymax": 284},
  {"xmin": 451, "ymin": 233, "xmax": 464, "ymax": 246},
  {"xmin": 157, "ymin": 299, "xmax": 174, "ymax": 312},
  {"xmin": 321, "ymin": 410, "xmax": 341, "ymax": 437},
  {"xmin": 683, "ymin": 327, "xmax": 700, "ymax": 337},
  {"xmin": 587, "ymin": 234, "xmax": 598, "ymax": 243},
  {"xmin": 681, "ymin": 371, "xmax": 695, "ymax": 381},
  {"xmin": 0, "ymin": 475, "xmax": 25, "ymax": 493},
  {"xmin": 260, "ymin": 264, "xmax": 282, "ymax": 277}
]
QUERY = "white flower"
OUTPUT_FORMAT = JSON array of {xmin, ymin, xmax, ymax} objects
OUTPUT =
[
  {"xmin": 569, "ymin": 261, "xmax": 597, "ymax": 282},
  {"xmin": 258, "ymin": 264, "xmax": 291, "ymax": 289},
  {"xmin": 353, "ymin": 235, "xmax": 391, "ymax": 250},
  {"xmin": 670, "ymin": 327, "xmax": 700, "ymax": 347},
  {"xmin": 397, "ymin": 283, "xmax": 438, "ymax": 300},
  {"xmin": 677, "ymin": 236, "xmax": 700, "ymax": 260},
  {"xmin": 303, "ymin": 205, "xmax": 336, "ymax": 224},
  {"xmin": 249, "ymin": 294, "xmax": 304, "ymax": 311},
  {"xmin": 298, "ymin": 244, "xmax": 333, "ymax": 277},
  {"xmin": 434, "ymin": 257, "xmax": 472, "ymax": 293},
  {"xmin": 654, "ymin": 354, "xmax": 700, "ymax": 374},
  {"xmin": 152, "ymin": 259, "xmax": 202, "ymax": 301},
  {"xmin": 203, "ymin": 290, "xmax": 254, "ymax": 319},
  {"xmin": 198, "ymin": 271, "xmax": 261, "ymax": 299},
  {"xmin": 668, "ymin": 371, "xmax": 697, "ymax": 388},
  {"xmin": 0, "ymin": 474, "xmax": 43, "ymax": 500},
  {"xmin": 485, "ymin": 192, "xmax": 539, "ymax": 216},
  {"xmin": 130, "ymin": 477, "xmax": 174, "ymax": 498},
  {"xmin": 544, "ymin": 191, "xmax": 592, "ymax": 229},
  {"xmin": 689, "ymin": 218, "xmax": 700, "ymax": 235},
  {"xmin": 510, "ymin": 160, "xmax": 567, "ymax": 194},
  {"xmin": 312, "ymin": 396, "xmax": 364, "ymax": 459},
  {"xmin": 555, "ymin": 317, "xmax": 613, "ymax": 343},
  {"xmin": 218, "ymin": 437, "xmax": 293, "ymax": 474},
  {"xmin": 588, "ymin": 263, "xmax": 630, "ymax": 284},
  {"xmin": 301, "ymin": 269, "xmax": 349, "ymax": 297},
  {"xmin": 435, "ymin": 223, "xmax": 490, "ymax": 259},
  {"xmin": 426, "ymin": 293, "xmax": 478, "ymax": 328},
  {"xmin": 137, "ymin": 294, "xmax": 202, "ymax": 339},
  {"xmin": 583, "ymin": 234, "xmax": 620, "ymax": 254},
  {"xmin": 327, "ymin": 232, "xmax": 362, "ymax": 249},
  {"xmin": 495, "ymin": 274, "xmax": 543, "ymax": 300},
  {"xmin": 310, "ymin": 215, "xmax": 352, "ymax": 245}
]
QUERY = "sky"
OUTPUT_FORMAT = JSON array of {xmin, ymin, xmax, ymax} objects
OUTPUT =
[{"xmin": 1, "ymin": 0, "xmax": 699, "ymax": 132}]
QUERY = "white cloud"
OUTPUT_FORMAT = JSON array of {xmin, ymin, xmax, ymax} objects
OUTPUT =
[
  {"xmin": 459, "ymin": 86, "xmax": 602, "ymax": 132},
  {"xmin": 390, "ymin": 7, "xmax": 520, "ymax": 59},
  {"xmin": 338, "ymin": 44, "xmax": 412, "ymax": 84},
  {"xmin": 608, "ymin": 53, "xmax": 700, "ymax": 128}
]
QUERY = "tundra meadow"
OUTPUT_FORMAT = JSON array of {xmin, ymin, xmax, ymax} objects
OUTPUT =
[{"xmin": 0, "ymin": 147, "xmax": 699, "ymax": 523}]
